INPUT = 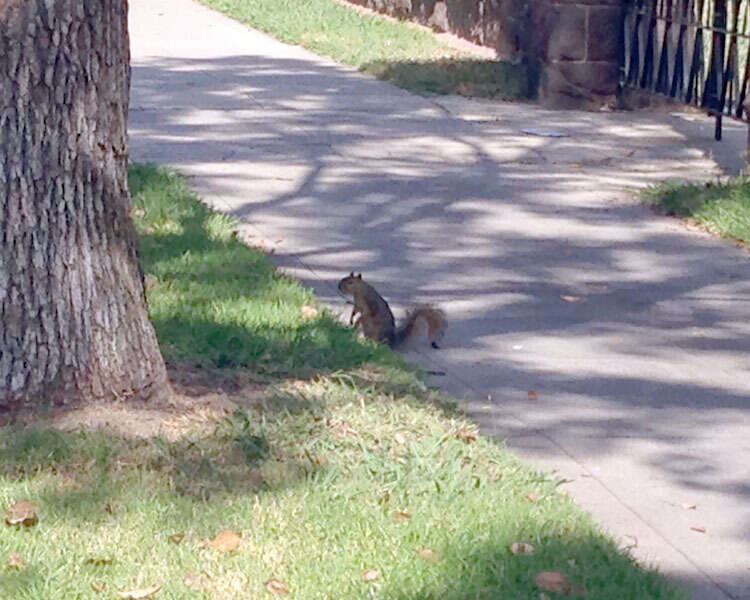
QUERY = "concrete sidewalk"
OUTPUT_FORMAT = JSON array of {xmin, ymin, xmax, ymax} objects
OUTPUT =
[{"xmin": 128, "ymin": 1, "xmax": 750, "ymax": 598}]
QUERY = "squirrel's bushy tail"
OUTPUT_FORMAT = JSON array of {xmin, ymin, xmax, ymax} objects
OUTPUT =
[{"xmin": 392, "ymin": 305, "xmax": 446, "ymax": 348}]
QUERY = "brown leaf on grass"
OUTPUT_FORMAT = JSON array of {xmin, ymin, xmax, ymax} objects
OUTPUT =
[
  {"xmin": 393, "ymin": 430, "xmax": 409, "ymax": 445},
  {"xmin": 144, "ymin": 274, "xmax": 159, "ymax": 290},
  {"xmin": 509, "ymin": 541, "xmax": 535, "ymax": 555},
  {"xmin": 327, "ymin": 418, "xmax": 358, "ymax": 438},
  {"xmin": 7, "ymin": 552, "xmax": 25, "ymax": 570},
  {"xmin": 91, "ymin": 582, "xmax": 106, "ymax": 593},
  {"xmin": 527, "ymin": 390, "xmax": 539, "ymax": 400},
  {"xmin": 203, "ymin": 529, "xmax": 242, "ymax": 552},
  {"xmin": 534, "ymin": 571, "xmax": 584, "ymax": 596},
  {"xmin": 361, "ymin": 568, "xmax": 380, "ymax": 581},
  {"xmin": 117, "ymin": 584, "xmax": 161, "ymax": 599},
  {"xmin": 456, "ymin": 428, "xmax": 477, "ymax": 443},
  {"xmin": 300, "ymin": 305, "xmax": 318, "ymax": 319},
  {"xmin": 86, "ymin": 556, "xmax": 114, "ymax": 566},
  {"xmin": 417, "ymin": 548, "xmax": 442, "ymax": 563},
  {"xmin": 690, "ymin": 525, "xmax": 707, "ymax": 533},
  {"xmin": 265, "ymin": 578, "xmax": 289, "ymax": 594},
  {"xmin": 249, "ymin": 468, "xmax": 266, "ymax": 486},
  {"xmin": 393, "ymin": 510, "xmax": 411, "ymax": 523},
  {"xmin": 183, "ymin": 571, "xmax": 208, "ymax": 590},
  {"xmin": 169, "ymin": 532, "xmax": 185, "ymax": 545},
  {"xmin": 525, "ymin": 492, "xmax": 539, "ymax": 503},
  {"xmin": 312, "ymin": 455, "xmax": 328, "ymax": 466},
  {"xmin": 455, "ymin": 81, "xmax": 475, "ymax": 97},
  {"xmin": 4, "ymin": 500, "xmax": 39, "ymax": 526}
]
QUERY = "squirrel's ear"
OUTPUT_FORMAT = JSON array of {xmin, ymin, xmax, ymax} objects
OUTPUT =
[
  {"xmin": 349, "ymin": 271, "xmax": 354, "ymax": 277},
  {"xmin": 356, "ymin": 273, "xmax": 362, "ymax": 279}
]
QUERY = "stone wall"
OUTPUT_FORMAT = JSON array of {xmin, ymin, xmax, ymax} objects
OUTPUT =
[
  {"xmin": 343, "ymin": 0, "xmax": 625, "ymax": 109},
  {"xmin": 532, "ymin": 0, "xmax": 624, "ymax": 108},
  {"xmin": 344, "ymin": 0, "xmax": 531, "ymax": 62}
]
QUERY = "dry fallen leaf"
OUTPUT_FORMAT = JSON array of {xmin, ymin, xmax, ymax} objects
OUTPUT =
[
  {"xmin": 7, "ymin": 552, "xmax": 25, "ymax": 570},
  {"xmin": 327, "ymin": 418, "xmax": 358, "ymax": 438},
  {"xmin": 117, "ymin": 584, "xmax": 161, "ymax": 599},
  {"xmin": 393, "ymin": 430, "xmax": 409, "ymax": 445},
  {"xmin": 204, "ymin": 529, "xmax": 242, "ymax": 552},
  {"xmin": 265, "ymin": 578, "xmax": 289, "ymax": 594},
  {"xmin": 417, "ymin": 548, "xmax": 442, "ymax": 563},
  {"xmin": 86, "ymin": 556, "xmax": 114, "ymax": 566},
  {"xmin": 527, "ymin": 390, "xmax": 539, "ymax": 400},
  {"xmin": 456, "ymin": 428, "xmax": 477, "ymax": 443},
  {"xmin": 183, "ymin": 571, "xmax": 208, "ymax": 590},
  {"xmin": 525, "ymin": 492, "xmax": 539, "ymax": 503},
  {"xmin": 249, "ymin": 469, "xmax": 266, "ymax": 486},
  {"xmin": 144, "ymin": 274, "xmax": 159, "ymax": 291},
  {"xmin": 361, "ymin": 568, "xmax": 380, "ymax": 581},
  {"xmin": 300, "ymin": 305, "xmax": 318, "ymax": 319},
  {"xmin": 91, "ymin": 582, "xmax": 106, "ymax": 593},
  {"xmin": 533, "ymin": 571, "xmax": 584, "ymax": 596},
  {"xmin": 4, "ymin": 500, "xmax": 39, "ymax": 526},
  {"xmin": 393, "ymin": 510, "xmax": 411, "ymax": 523},
  {"xmin": 534, "ymin": 571, "xmax": 570, "ymax": 594},
  {"xmin": 690, "ymin": 525, "xmax": 707, "ymax": 533},
  {"xmin": 168, "ymin": 532, "xmax": 185, "ymax": 545},
  {"xmin": 456, "ymin": 81, "xmax": 475, "ymax": 97},
  {"xmin": 509, "ymin": 541, "xmax": 535, "ymax": 555}
]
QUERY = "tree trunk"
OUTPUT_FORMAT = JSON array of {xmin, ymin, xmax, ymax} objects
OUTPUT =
[{"xmin": 0, "ymin": 0, "xmax": 170, "ymax": 407}]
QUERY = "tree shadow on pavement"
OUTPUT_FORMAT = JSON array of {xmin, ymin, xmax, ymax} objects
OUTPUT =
[{"xmin": 128, "ymin": 52, "xmax": 750, "ymax": 597}]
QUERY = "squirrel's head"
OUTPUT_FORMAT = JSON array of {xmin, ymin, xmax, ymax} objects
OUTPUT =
[{"xmin": 339, "ymin": 272, "xmax": 363, "ymax": 293}]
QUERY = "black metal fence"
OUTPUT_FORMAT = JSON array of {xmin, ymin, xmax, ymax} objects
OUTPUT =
[{"xmin": 623, "ymin": 0, "xmax": 750, "ymax": 139}]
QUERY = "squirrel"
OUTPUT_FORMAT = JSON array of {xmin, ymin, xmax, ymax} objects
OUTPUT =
[{"xmin": 338, "ymin": 272, "xmax": 445, "ymax": 348}]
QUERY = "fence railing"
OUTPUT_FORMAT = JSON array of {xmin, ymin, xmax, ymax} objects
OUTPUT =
[{"xmin": 623, "ymin": 0, "xmax": 750, "ymax": 140}]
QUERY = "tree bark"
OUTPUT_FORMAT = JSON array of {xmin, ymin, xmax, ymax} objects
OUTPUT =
[{"xmin": 0, "ymin": 0, "xmax": 170, "ymax": 407}]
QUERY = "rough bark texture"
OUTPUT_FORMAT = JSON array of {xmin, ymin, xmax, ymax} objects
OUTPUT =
[{"xmin": 0, "ymin": 0, "xmax": 170, "ymax": 407}]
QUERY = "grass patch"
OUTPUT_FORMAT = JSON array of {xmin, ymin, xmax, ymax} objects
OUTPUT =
[
  {"xmin": 199, "ymin": 0, "xmax": 531, "ymax": 99},
  {"xmin": 644, "ymin": 177, "xmax": 750, "ymax": 245},
  {"xmin": 0, "ymin": 165, "xmax": 686, "ymax": 599},
  {"xmin": 129, "ymin": 163, "xmax": 397, "ymax": 377}
]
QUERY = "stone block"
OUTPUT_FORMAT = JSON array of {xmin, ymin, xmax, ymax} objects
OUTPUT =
[
  {"xmin": 547, "ymin": 5, "xmax": 587, "ymax": 62},
  {"xmin": 553, "ymin": 60, "xmax": 620, "ymax": 95},
  {"xmin": 588, "ymin": 5, "xmax": 623, "ymax": 62}
]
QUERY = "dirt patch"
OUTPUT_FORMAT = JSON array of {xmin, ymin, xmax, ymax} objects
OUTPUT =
[{"xmin": 5, "ymin": 363, "xmax": 269, "ymax": 441}]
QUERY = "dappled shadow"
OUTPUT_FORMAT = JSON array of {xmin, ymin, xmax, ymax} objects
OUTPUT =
[
  {"xmin": 129, "ymin": 30, "xmax": 749, "ymax": 598},
  {"xmin": 129, "ymin": 164, "xmax": 387, "ymax": 377}
]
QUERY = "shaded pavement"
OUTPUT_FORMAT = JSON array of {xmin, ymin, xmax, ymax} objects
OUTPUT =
[{"xmin": 128, "ymin": 1, "xmax": 750, "ymax": 598}]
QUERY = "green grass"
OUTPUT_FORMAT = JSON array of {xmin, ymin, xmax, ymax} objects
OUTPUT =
[
  {"xmin": 644, "ymin": 177, "xmax": 750, "ymax": 245},
  {"xmin": 129, "ymin": 163, "xmax": 396, "ymax": 376},
  {"xmin": 199, "ymin": 0, "xmax": 531, "ymax": 99},
  {"xmin": 0, "ymin": 165, "xmax": 686, "ymax": 600}
]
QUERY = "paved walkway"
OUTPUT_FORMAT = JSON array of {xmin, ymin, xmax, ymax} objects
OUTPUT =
[{"xmin": 128, "ymin": 2, "xmax": 750, "ymax": 598}]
